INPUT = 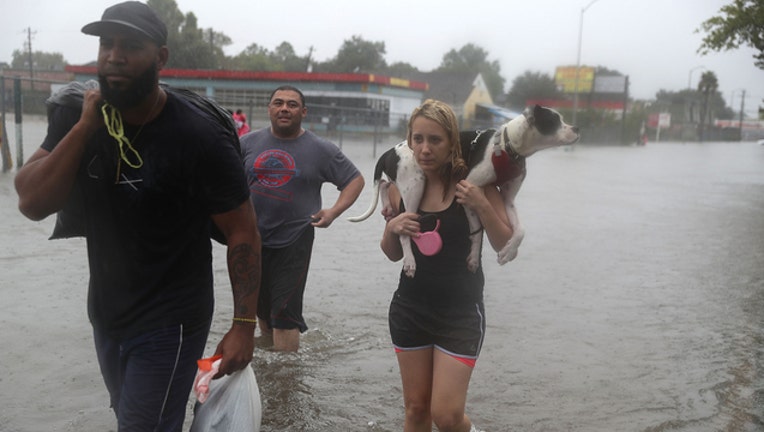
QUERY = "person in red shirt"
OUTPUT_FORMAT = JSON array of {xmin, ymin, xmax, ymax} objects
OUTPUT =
[{"xmin": 234, "ymin": 109, "xmax": 251, "ymax": 136}]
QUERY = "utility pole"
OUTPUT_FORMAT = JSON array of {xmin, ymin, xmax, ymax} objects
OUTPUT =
[
  {"xmin": 621, "ymin": 75, "xmax": 629, "ymax": 144},
  {"xmin": 25, "ymin": 27, "xmax": 36, "ymax": 91},
  {"xmin": 738, "ymin": 90, "xmax": 745, "ymax": 141},
  {"xmin": 573, "ymin": 0, "xmax": 602, "ymax": 126},
  {"xmin": 305, "ymin": 46, "xmax": 314, "ymax": 72}
]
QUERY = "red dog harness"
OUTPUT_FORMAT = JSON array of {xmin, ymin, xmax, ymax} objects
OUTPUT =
[{"xmin": 471, "ymin": 129, "xmax": 526, "ymax": 186}]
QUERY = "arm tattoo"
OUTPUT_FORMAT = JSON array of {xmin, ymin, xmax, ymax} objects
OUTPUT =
[{"xmin": 228, "ymin": 243, "xmax": 261, "ymax": 316}]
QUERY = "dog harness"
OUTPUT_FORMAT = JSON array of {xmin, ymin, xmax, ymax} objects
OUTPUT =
[{"xmin": 470, "ymin": 129, "xmax": 527, "ymax": 186}]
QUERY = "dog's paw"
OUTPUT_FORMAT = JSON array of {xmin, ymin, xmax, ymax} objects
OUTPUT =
[
  {"xmin": 466, "ymin": 254, "xmax": 480, "ymax": 273},
  {"xmin": 497, "ymin": 234, "xmax": 523, "ymax": 264},
  {"xmin": 497, "ymin": 247, "xmax": 518, "ymax": 264},
  {"xmin": 496, "ymin": 237, "xmax": 523, "ymax": 265},
  {"xmin": 403, "ymin": 257, "xmax": 417, "ymax": 278}
]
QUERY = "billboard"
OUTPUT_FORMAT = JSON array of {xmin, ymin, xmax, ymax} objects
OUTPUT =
[
  {"xmin": 555, "ymin": 66, "xmax": 594, "ymax": 93},
  {"xmin": 594, "ymin": 75, "xmax": 627, "ymax": 94}
]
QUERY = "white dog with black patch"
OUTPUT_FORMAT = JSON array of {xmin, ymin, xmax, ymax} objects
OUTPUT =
[{"xmin": 349, "ymin": 105, "xmax": 579, "ymax": 277}]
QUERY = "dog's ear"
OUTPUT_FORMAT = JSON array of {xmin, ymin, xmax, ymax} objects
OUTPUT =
[
  {"xmin": 532, "ymin": 105, "xmax": 563, "ymax": 135},
  {"xmin": 524, "ymin": 105, "xmax": 536, "ymax": 126}
]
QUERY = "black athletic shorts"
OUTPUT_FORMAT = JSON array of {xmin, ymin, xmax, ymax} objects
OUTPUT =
[
  {"xmin": 388, "ymin": 291, "xmax": 485, "ymax": 367},
  {"xmin": 257, "ymin": 226, "xmax": 314, "ymax": 332}
]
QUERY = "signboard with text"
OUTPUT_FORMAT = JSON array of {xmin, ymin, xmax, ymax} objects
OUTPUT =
[
  {"xmin": 555, "ymin": 66, "xmax": 594, "ymax": 93},
  {"xmin": 593, "ymin": 75, "xmax": 627, "ymax": 94}
]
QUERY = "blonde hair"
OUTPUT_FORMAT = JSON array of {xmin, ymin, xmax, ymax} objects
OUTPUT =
[{"xmin": 407, "ymin": 99, "xmax": 468, "ymax": 191}]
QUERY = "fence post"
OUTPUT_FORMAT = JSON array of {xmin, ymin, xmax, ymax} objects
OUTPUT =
[
  {"xmin": 337, "ymin": 114, "xmax": 344, "ymax": 149},
  {"xmin": 14, "ymin": 77, "xmax": 24, "ymax": 167},
  {"xmin": 1, "ymin": 75, "xmax": 12, "ymax": 172},
  {"xmin": 372, "ymin": 113, "xmax": 380, "ymax": 159}
]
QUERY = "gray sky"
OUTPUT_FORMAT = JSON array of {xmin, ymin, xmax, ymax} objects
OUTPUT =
[{"xmin": 1, "ymin": 0, "xmax": 762, "ymax": 117}]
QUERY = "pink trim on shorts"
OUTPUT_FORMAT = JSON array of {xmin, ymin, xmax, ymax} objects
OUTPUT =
[{"xmin": 451, "ymin": 355, "xmax": 477, "ymax": 368}]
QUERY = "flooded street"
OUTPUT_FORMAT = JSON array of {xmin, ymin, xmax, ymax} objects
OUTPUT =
[{"xmin": 1, "ymin": 116, "xmax": 762, "ymax": 431}]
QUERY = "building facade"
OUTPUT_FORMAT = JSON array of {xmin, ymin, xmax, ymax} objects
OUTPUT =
[{"xmin": 66, "ymin": 66, "xmax": 428, "ymax": 133}]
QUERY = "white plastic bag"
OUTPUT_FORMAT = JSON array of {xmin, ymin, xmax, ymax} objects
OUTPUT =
[
  {"xmin": 192, "ymin": 356, "xmax": 221, "ymax": 404},
  {"xmin": 189, "ymin": 356, "xmax": 261, "ymax": 432}
]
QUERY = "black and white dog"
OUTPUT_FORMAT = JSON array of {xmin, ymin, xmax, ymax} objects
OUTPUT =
[{"xmin": 349, "ymin": 105, "xmax": 579, "ymax": 277}]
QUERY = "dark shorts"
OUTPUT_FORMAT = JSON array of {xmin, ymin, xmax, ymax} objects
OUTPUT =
[
  {"xmin": 93, "ymin": 321, "xmax": 210, "ymax": 432},
  {"xmin": 389, "ymin": 291, "xmax": 486, "ymax": 367},
  {"xmin": 258, "ymin": 226, "xmax": 314, "ymax": 332}
]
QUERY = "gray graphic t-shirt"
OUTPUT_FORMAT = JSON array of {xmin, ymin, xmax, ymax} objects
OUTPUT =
[{"xmin": 240, "ymin": 128, "xmax": 361, "ymax": 247}]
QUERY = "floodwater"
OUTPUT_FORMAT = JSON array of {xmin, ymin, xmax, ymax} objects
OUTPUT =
[{"xmin": 1, "ymin": 116, "xmax": 762, "ymax": 432}]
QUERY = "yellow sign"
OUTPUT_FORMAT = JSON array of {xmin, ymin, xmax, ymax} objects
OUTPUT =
[{"xmin": 555, "ymin": 66, "xmax": 595, "ymax": 93}]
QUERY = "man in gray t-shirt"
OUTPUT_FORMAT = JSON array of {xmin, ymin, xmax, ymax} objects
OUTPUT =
[{"xmin": 240, "ymin": 85, "xmax": 364, "ymax": 352}]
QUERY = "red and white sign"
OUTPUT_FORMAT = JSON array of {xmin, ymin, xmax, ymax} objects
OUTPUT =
[{"xmin": 648, "ymin": 113, "xmax": 671, "ymax": 128}]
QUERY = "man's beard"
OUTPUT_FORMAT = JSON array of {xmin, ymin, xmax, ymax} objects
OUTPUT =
[{"xmin": 98, "ymin": 64, "xmax": 158, "ymax": 110}]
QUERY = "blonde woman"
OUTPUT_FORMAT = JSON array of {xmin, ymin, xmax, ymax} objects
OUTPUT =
[{"xmin": 381, "ymin": 99, "xmax": 512, "ymax": 431}]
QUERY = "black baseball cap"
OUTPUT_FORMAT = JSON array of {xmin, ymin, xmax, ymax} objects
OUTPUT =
[{"xmin": 81, "ymin": 1, "xmax": 167, "ymax": 45}]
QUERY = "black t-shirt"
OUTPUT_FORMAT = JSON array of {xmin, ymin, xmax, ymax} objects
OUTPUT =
[{"xmin": 43, "ymin": 93, "xmax": 250, "ymax": 338}]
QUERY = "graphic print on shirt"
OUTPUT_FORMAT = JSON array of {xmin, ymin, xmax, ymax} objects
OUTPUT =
[{"xmin": 250, "ymin": 149, "xmax": 300, "ymax": 201}]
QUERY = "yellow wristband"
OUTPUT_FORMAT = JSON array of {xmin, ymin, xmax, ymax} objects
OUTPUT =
[{"xmin": 232, "ymin": 317, "xmax": 257, "ymax": 324}]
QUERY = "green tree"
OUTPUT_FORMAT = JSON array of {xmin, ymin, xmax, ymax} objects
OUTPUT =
[
  {"xmin": 272, "ymin": 42, "xmax": 309, "ymax": 72},
  {"xmin": 436, "ymin": 43, "xmax": 505, "ymax": 99},
  {"xmin": 148, "ymin": 0, "xmax": 230, "ymax": 69},
  {"xmin": 170, "ymin": 12, "xmax": 216, "ymax": 68},
  {"xmin": 228, "ymin": 43, "xmax": 276, "ymax": 71},
  {"xmin": 697, "ymin": 0, "xmax": 764, "ymax": 69},
  {"xmin": 654, "ymin": 88, "xmax": 728, "ymax": 121},
  {"xmin": 697, "ymin": 70, "xmax": 719, "ymax": 141},
  {"xmin": 11, "ymin": 50, "xmax": 66, "ymax": 70},
  {"xmin": 385, "ymin": 61, "xmax": 420, "ymax": 77},
  {"xmin": 148, "ymin": 0, "xmax": 184, "ymax": 39},
  {"xmin": 204, "ymin": 29, "xmax": 232, "ymax": 67},
  {"xmin": 506, "ymin": 70, "xmax": 562, "ymax": 110},
  {"xmin": 318, "ymin": 35, "xmax": 387, "ymax": 73}
]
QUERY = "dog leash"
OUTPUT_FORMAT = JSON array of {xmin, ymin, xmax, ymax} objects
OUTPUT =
[{"xmin": 470, "ymin": 129, "xmax": 486, "ymax": 152}]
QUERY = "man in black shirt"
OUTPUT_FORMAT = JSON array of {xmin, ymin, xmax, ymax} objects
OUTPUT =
[{"xmin": 14, "ymin": 2, "xmax": 261, "ymax": 430}]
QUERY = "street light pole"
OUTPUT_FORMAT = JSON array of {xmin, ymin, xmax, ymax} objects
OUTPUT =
[
  {"xmin": 572, "ymin": 0, "xmax": 601, "ymax": 126},
  {"xmin": 687, "ymin": 65, "xmax": 705, "ymax": 90},
  {"xmin": 731, "ymin": 88, "xmax": 746, "ymax": 141}
]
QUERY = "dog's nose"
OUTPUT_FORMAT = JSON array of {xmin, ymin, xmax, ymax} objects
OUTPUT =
[{"xmin": 572, "ymin": 126, "xmax": 580, "ymax": 134}]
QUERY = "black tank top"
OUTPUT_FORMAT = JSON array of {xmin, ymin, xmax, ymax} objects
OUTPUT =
[{"xmin": 397, "ymin": 198, "xmax": 485, "ymax": 305}]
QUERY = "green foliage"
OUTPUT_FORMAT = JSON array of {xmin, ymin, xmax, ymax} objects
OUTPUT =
[
  {"xmin": 697, "ymin": 0, "xmax": 764, "ymax": 69},
  {"xmin": 11, "ymin": 50, "xmax": 66, "ymax": 70},
  {"xmin": 650, "ymin": 73, "xmax": 733, "ymax": 140},
  {"xmin": 386, "ymin": 61, "xmax": 421, "ymax": 76},
  {"xmin": 273, "ymin": 42, "xmax": 308, "ymax": 72},
  {"xmin": 224, "ymin": 42, "xmax": 309, "ymax": 72},
  {"xmin": 227, "ymin": 43, "xmax": 277, "ymax": 71},
  {"xmin": 506, "ymin": 71, "xmax": 563, "ymax": 110},
  {"xmin": 697, "ymin": 70, "xmax": 719, "ymax": 94},
  {"xmin": 436, "ymin": 43, "xmax": 505, "ymax": 98},
  {"xmin": 148, "ymin": 0, "xmax": 230, "ymax": 69},
  {"xmin": 316, "ymin": 35, "xmax": 387, "ymax": 73},
  {"xmin": 148, "ymin": 0, "xmax": 184, "ymax": 37},
  {"xmin": 697, "ymin": 70, "xmax": 720, "ymax": 140}
]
